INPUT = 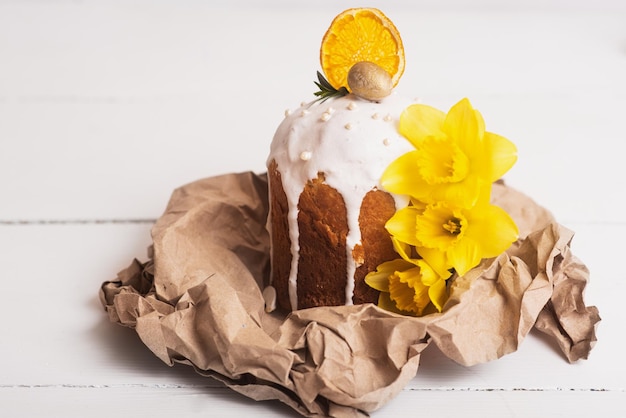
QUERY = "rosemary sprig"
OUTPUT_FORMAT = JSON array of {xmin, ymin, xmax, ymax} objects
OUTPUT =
[{"xmin": 313, "ymin": 71, "xmax": 349, "ymax": 103}]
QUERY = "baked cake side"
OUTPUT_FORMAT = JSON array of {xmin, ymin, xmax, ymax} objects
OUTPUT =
[{"xmin": 266, "ymin": 95, "xmax": 414, "ymax": 311}]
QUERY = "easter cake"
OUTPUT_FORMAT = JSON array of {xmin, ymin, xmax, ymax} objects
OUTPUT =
[{"xmin": 265, "ymin": 8, "xmax": 518, "ymax": 313}]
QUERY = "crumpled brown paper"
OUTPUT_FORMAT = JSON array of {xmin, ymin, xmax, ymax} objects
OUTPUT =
[{"xmin": 100, "ymin": 172, "xmax": 600, "ymax": 417}]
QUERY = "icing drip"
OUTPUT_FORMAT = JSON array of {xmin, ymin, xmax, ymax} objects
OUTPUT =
[
  {"xmin": 344, "ymin": 200, "xmax": 362, "ymax": 305},
  {"xmin": 268, "ymin": 93, "xmax": 416, "ymax": 309},
  {"xmin": 287, "ymin": 200, "xmax": 300, "ymax": 309}
]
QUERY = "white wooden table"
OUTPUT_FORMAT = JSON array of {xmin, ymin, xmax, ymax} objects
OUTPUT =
[{"xmin": 1, "ymin": 1, "xmax": 624, "ymax": 416}]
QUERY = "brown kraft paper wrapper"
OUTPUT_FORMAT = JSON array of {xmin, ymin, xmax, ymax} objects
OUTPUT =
[{"xmin": 99, "ymin": 171, "xmax": 600, "ymax": 417}]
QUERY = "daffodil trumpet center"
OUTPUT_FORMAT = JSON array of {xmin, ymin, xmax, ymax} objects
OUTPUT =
[
  {"xmin": 442, "ymin": 217, "xmax": 463, "ymax": 235},
  {"xmin": 416, "ymin": 137, "xmax": 469, "ymax": 185},
  {"xmin": 415, "ymin": 204, "xmax": 467, "ymax": 251},
  {"xmin": 388, "ymin": 272, "xmax": 421, "ymax": 314},
  {"xmin": 387, "ymin": 265, "xmax": 434, "ymax": 316}
]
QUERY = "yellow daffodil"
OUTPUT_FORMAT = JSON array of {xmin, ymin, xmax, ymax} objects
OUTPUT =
[
  {"xmin": 365, "ymin": 239, "xmax": 450, "ymax": 316},
  {"xmin": 386, "ymin": 198, "xmax": 519, "ymax": 277},
  {"xmin": 381, "ymin": 98, "xmax": 517, "ymax": 208},
  {"xmin": 368, "ymin": 97, "xmax": 519, "ymax": 316}
]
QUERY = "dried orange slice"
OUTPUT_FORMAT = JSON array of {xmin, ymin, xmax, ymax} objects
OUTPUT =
[{"xmin": 320, "ymin": 8, "xmax": 405, "ymax": 91}]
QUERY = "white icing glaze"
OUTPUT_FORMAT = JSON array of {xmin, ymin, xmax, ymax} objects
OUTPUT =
[{"xmin": 267, "ymin": 93, "xmax": 416, "ymax": 310}]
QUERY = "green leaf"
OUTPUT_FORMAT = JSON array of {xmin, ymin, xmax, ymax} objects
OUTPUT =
[{"xmin": 313, "ymin": 71, "xmax": 348, "ymax": 103}]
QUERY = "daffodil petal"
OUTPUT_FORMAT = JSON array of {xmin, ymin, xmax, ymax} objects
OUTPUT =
[
  {"xmin": 443, "ymin": 98, "xmax": 484, "ymax": 151},
  {"xmin": 475, "ymin": 184, "xmax": 493, "ymax": 207},
  {"xmin": 399, "ymin": 104, "xmax": 446, "ymax": 147},
  {"xmin": 414, "ymin": 259, "xmax": 441, "ymax": 286},
  {"xmin": 381, "ymin": 151, "xmax": 429, "ymax": 197},
  {"xmin": 391, "ymin": 237, "xmax": 418, "ymax": 265},
  {"xmin": 447, "ymin": 237, "xmax": 482, "ymax": 276},
  {"xmin": 365, "ymin": 259, "xmax": 414, "ymax": 292},
  {"xmin": 427, "ymin": 174, "xmax": 483, "ymax": 209},
  {"xmin": 484, "ymin": 131, "xmax": 518, "ymax": 181},
  {"xmin": 465, "ymin": 203, "xmax": 519, "ymax": 257},
  {"xmin": 409, "ymin": 198, "xmax": 427, "ymax": 211},
  {"xmin": 364, "ymin": 272, "xmax": 391, "ymax": 293},
  {"xmin": 427, "ymin": 278, "xmax": 448, "ymax": 312},
  {"xmin": 474, "ymin": 108, "xmax": 486, "ymax": 138},
  {"xmin": 415, "ymin": 246, "xmax": 453, "ymax": 279},
  {"xmin": 385, "ymin": 206, "xmax": 421, "ymax": 246}
]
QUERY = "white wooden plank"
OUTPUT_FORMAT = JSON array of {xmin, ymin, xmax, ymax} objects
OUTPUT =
[
  {"xmin": 0, "ymin": 223, "xmax": 213, "ymax": 386},
  {"xmin": 380, "ymin": 389, "xmax": 626, "ymax": 417},
  {"xmin": 1, "ymin": 4, "xmax": 624, "ymax": 99},
  {"xmin": 0, "ymin": 386, "xmax": 296, "ymax": 418},
  {"xmin": 1, "ymin": 4, "xmax": 625, "ymax": 221},
  {"xmin": 1, "ymin": 94, "xmax": 622, "ymax": 222},
  {"xmin": 1, "ymin": 386, "xmax": 623, "ymax": 418}
]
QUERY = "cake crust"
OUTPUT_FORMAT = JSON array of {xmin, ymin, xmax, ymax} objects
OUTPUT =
[
  {"xmin": 296, "ymin": 172, "xmax": 348, "ymax": 309},
  {"xmin": 268, "ymin": 159, "xmax": 398, "ymax": 311},
  {"xmin": 268, "ymin": 160, "xmax": 293, "ymax": 311},
  {"xmin": 353, "ymin": 189, "xmax": 398, "ymax": 305}
]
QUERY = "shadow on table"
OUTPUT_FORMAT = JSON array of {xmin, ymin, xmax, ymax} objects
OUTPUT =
[{"xmin": 89, "ymin": 294, "xmax": 297, "ymax": 416}]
